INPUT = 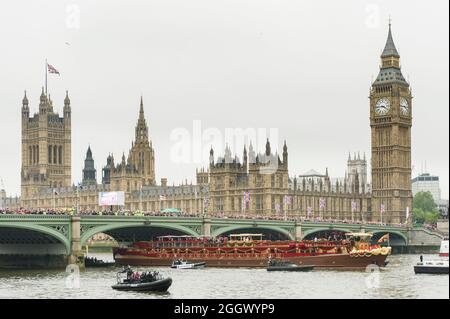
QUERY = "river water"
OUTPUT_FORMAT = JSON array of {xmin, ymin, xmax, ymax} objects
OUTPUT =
[{"xmin": 0, "ymin": 253, "xmax": 447, "ymax": 299}]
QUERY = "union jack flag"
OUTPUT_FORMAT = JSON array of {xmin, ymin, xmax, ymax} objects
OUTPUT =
[
  {"xmin": 307, "ymin": 206, "xmax": 312, "ymax": 216},
  {"xmin": 351, "ymin": 200, "xmax": 357, "ymax": 212},
  {"xmin": 380, "ymin": 203, "xmax": 385, "ymax": 213},
  {"xmin": 319, "ymin": 197, "xmax": 326, "ymax": 209},
  {"xmin": 243, "ymin": 192, "xmax": 250, "ymax": 203},
  {"xmin": 47, "ymin": 63, "xmax": 60, "ymax": 75},
  {"xmin": 275, "ymin": 203, "xmax": 281, "ymax": 214},
  {"xmin": 284, "ymin": 195, "xmax": 292, "ymax": 205}
]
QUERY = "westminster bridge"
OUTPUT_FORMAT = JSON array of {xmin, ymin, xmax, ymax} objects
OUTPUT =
[{"xmin": 0, "ymin": 215, "xmax": 445, "ymax": 268}]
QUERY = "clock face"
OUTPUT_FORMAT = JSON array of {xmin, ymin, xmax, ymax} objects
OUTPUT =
[
  {"xmin": 375, "ymin": 98, "xmax": 391, "ymax": 115},
  {"xmin": 400, "ymin": 98, "xmax": 409, "ymax": 115}
]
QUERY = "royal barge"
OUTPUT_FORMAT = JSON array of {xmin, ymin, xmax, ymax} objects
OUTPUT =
[{"xmin": 113, "ymin": 233, "xmax": 391, "ymax": 270}]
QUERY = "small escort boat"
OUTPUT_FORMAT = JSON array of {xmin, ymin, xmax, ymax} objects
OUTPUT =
[
  {"xmin": 267, "ymin": 259, "xmax": 314, "ymax": 272},
  {"xmin": 171, "ymin": 259, "xmax": 206, "ymax": 269},
  {"xmin": 85, "ymin": 257, "xmax": 115, "ymax": 268},
  {"xmin": 414, "ymin": 259, "xmax": 449, "ymax": 274},
  {"xmin": 414, "ymin": 239, "xmax": 449, "ymax": 275},
  {"xmin": 111, "ymin": 267, "xmax": 172, "ymax": 292}
]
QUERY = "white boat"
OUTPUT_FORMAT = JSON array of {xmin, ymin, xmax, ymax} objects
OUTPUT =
[
  {"xmin": 439, "ymin": 238, "xmax": 449, "ymax": 258},
  {"xmin": 171, "ymin": 259, "xmax": 206, "ymax": 269},
  {"xmin": 414, "ymin": 238, "xmax": 449, "ymax": 275},
  {"xmin": 414, "ymin": 259, "xmax": 449, "ymax": 274}
]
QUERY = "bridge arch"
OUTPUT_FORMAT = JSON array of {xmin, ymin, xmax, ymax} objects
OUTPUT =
[
  {"xmin": 80, "ymin": 223, "xmax": 200, "ymax": 246},
  {"xmin": 0, "ymin": 224, "xmax": 71, "ymax": 254},
  {"xmin": 301, "ymin": 227, "xmax": 359, "ymax": 240},
  {"xmin": 212, "ymin": 225, "xmax": 294, "ymax": 240}
]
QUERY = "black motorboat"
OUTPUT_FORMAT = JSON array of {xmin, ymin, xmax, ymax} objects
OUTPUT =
[
  {"xmin": 267, "ymin": 259, "xmax": 314, "ymax": 272},
  {"xmin": 85, "ymin": 257, "xmax": 115, "ymax": 268},
  {"xmin": 111, "ymin": 267, "xmax": 172, "ymax": 292}
]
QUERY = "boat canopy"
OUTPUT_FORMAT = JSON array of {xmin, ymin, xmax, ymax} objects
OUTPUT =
[
  {"xmin": 229, "ymin": 234, "xmax": 264, "ymax": 237},
  {"xmin": 345, "ymin": 232, "xmax": 373, "ymax": 237},
  {"xmin": 229, "ymin": 234, "xmax": 264, "ymax": 241},
  {"xmin": 157, "ymin": 235, "xmax": 198, "ymax": 240}
]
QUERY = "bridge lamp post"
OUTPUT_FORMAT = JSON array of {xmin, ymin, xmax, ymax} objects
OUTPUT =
[
  {"xmin": 77, "ymin": 186, "xmax": 79, "ymax": 215},
  {"xmin": 380, "ymin": 203, "xmax": 385, "ymax": 225},
  {"xmin": 139, "ymin": 185, "xmax": 143, "ymax": 212}
]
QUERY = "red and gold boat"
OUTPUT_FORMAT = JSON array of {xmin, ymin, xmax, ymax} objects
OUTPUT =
[{"xmin": 113, "ymin": 233, "xmax": 391, "ymax": 270}]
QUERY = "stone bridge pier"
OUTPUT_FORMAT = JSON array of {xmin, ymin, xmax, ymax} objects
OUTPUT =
[
  {"xmin": 68, "ymin": 217, "xmax": 85, "ymax": 269},
  {"xmin": 202, "ymin": 218, "xmax": 212, "ymax": 237},
  {"xmin": 295, "ymin": 222, "xmax": 302, "ymax": 241}
]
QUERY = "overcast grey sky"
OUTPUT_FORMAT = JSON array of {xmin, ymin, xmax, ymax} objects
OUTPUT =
[{"xmin": 0, "ymin": 0, "xmax": 448, "ymax": 198}]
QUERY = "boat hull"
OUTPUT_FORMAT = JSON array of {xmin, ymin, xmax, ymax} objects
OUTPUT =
[
  {"xmin": 111, "ymin": 278, "xmax": 173, "ymax": 292},
  {"xmin": 171, "ymin": 262, "xmax": 206, "ymax": 269},
  {"xmin": 114, "ymin": 253, "xmax": 388, "ymax": 270},
  {"xmin": 267, "ymin": 265, "xmax": 314, "ymax": 272},
  {"xmin": 414, "ymin": 266, "xmax": 449, "ymax": 275},
  {"xmin": 85, "ymin": 262, "xmax": 116, "ymax": 268}
]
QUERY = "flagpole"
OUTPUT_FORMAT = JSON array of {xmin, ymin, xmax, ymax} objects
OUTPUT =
[{"xmin": 45, "ymin": 59, "xmax": 48, "ymax": 95}]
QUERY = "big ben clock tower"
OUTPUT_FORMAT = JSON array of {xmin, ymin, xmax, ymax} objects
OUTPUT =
[{"xmin": 370, "ymin": 23, "xmax": 412, "ymax": 224}]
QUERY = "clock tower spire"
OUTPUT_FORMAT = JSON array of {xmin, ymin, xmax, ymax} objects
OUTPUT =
[{"xmin": 370, "ymin": 22, "xmax": 412, "ymax": 224}]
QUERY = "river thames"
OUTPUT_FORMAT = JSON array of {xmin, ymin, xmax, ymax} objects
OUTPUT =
[{"xmin": 0, "ymin": 254, "xmax": 447, "ymax": 299}]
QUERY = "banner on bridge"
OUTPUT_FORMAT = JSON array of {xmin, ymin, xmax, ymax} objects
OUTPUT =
[{"xmin": 98, "ymin": 191, "xmax": 125, "ymax": 206}]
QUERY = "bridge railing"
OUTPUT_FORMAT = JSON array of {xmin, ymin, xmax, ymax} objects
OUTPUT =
[{"xmin": 0, "ymin": 214, "xmax": 71, "ymax": 220}]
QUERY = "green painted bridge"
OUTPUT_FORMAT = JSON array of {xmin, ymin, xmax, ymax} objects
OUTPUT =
[{"xmin": 0, "ymin": 214, "xmax": 419, "ymax": 264}]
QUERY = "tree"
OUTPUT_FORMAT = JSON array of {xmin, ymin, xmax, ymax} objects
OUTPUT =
[
  {"xmin": 413, "ymin": 192, "xmax": 439, "ymax": 225},
  {"xmin": 413, "ymin": 191, "xmax": 437, "ymax": 212}
]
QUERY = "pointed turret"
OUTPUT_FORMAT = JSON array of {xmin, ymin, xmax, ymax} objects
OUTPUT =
[
  {"xmin": 135, "ymin": 96, "xmax": 149, "ymax": 143},
  {"xmin": 265, "ymin": 138, "xmax": 271, "ymax": 156},
  {"xmin": 248, "ymin": 141, "xmax": 256, "ymax": 164},
  {"xmin": 22, "ymin": 91, "xmax": 29, "ymax": 120},
  {"xmin": 64, "ymin": 90, "xmax": 70, "ymax": 106},
  {"xmin": 374, "ymin": 22, "xmax": 408, "ymax": 85},
  {"xmin": 381, "ymin": 22, "xmax": 400, "ymax": 58},
  {"xmin": 209, "ymin": 146, "xmax": 214, "ymax": 165},
  {"xmin": 282, "ymin": 140, "xmax": 288, "ymax": 166},
  {"xmin": 86, "ymin": 146, "xmax": 92, "ymax": 158},
  {"xmin": 64, "ymin": 90, "xmax": 71, "ymax": 120},
  {"xmin": 82, "ymin": 145, "xmax": 96, "ymax": 186},
  {"xmin": 39, "ymin": 87, "xmax": 48, "ymax": 114},
  {"xmin": 40, "ymin": 87, "xmax": 46, "ymax": 102},
  {"xmin": 22, "ymin": 90, "xmax": 29, "ymax": 106},
  {"xmin": 139, "ymin": 95, "xmax": 145, "ymax": 117},
  {"xmin": 48, "ymin": 94, "xmax": 54, "ymax": 112},
  {"xmin": 243, "ymin": 145, "xmax": 248, "ymax": 168}
]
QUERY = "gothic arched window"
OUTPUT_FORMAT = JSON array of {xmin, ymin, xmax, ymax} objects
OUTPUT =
[
  {"xmin": 53, "ymin": 145, "xmax": 58, "ymax": 164},
  {"xmin": 48, "ymin": 146, "xmax": 52, "ymax": 164},
  {"xmin": 59, "ymin": 146, "xmax": 63, "ymax": 164}
]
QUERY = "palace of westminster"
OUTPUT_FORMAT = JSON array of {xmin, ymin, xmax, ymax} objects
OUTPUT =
[{"xmin": 10, "ymin": 25, "xmax": 413, "ymax": 224}]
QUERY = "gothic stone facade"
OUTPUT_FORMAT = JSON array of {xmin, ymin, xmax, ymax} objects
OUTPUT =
[
  {"xmin": 208, "ymin": 142, "xmax": 370, "ymax": 219},
  {"xmin": 20, "ymin": 89, "xmax": 72, "ymax": 208},
  {"xmin": 370, "ymin": 24, "xmax": 413, "ymax": 224},
  {"xmin": 18, "ymin": 25, "xmax": 412, "ymax": 223}
]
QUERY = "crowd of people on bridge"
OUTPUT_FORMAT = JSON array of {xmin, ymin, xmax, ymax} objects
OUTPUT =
[{"xmin": 0, "ymin": 207, "xmax": 412, "ymax": 228}]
